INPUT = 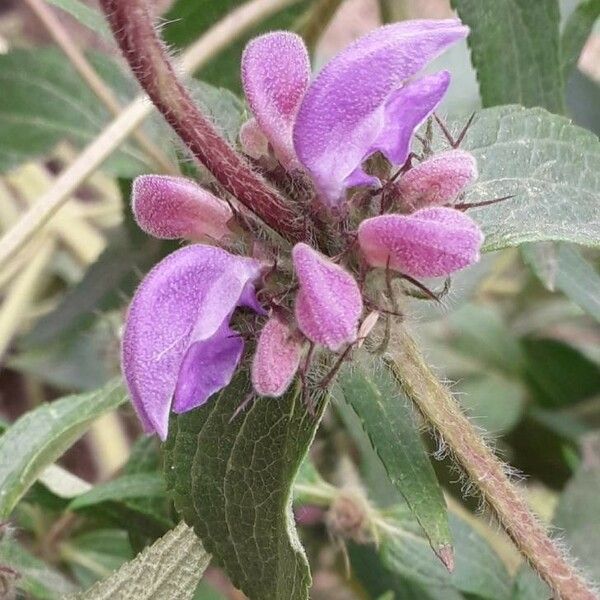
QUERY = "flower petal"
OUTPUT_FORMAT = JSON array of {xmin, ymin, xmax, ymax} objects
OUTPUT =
[
  {"xmin": 358, "ymin": 207, "xmax": 483, "ymax": 278},
  {"xmin": 292, "ymin": 243, "xmax": 363, "ymax": 351},
  {"xmin": 239, "ymin": 118, "xmax": 269, "ymax": 159},
  {"xmin": 397, "ymin": 150, "xmax": 478, "ymax": 210},
  {"xmin": 242, "ymin": 32, "xmax": 310, "ymax": 170},
  {"xmin": 293, "ymin": 19, "xmax": 468, "ymax": 204},
  {"xmin": 173, "ymin": 322, "xmax": 244, "ymax": 413},
  {"xmin": 251, "ymin": 315, "xmax": 303, "ymax": 397},
  {"xmin": 132, "ymin": 175, "xmax": 232, "ymax": 241},
  {"xmin": 344, "ymin": 71, "xmax": 451, "ymax": 192},
  {"xmin": 121, "ymin": 245, "xmax": 263, "ymax": 440}
]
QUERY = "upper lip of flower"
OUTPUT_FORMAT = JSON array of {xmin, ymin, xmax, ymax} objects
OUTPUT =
[{"xmin": 242, "ymin": 19, "xmax": 469, "ymax": 207}]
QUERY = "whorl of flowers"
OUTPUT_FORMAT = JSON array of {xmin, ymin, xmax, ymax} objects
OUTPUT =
[{"xmin": 122, "ymin": 19, "xmax": 485, "ymax": 439}]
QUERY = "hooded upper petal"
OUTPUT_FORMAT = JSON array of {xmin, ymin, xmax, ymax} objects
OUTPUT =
[
  {"xmin": 292, "ymin": 243, "xmax": 363, "ymax": 351},
  {"xmin": 358, "ymin": 207, "xmax": 483, "ymax": 278},
  {"xmin": 132, "ymin": 175, "xmax": 233, "ymax": 241},
  {"xmin": 293, "ymin": 19, "xmax": 468, "ymax": 205},
  {"xmin": 122, "ymin": 245, "xmax": 263, "ymax": 440},
  {"xmin": 397, "ymin": 150, "xmax": 478, "ymax": 210},
  {"xmin": 242, "ymin": 32, "xmax": 310, "ymax": 170},
  {"xmin": 251, "ymin": 315, "xmax": 303, "ymax": 397}
]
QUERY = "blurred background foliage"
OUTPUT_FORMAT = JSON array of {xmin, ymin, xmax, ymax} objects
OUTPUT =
[{"xmin": 0, "ymin": 0, "xmax": 598, "ymax": 598}]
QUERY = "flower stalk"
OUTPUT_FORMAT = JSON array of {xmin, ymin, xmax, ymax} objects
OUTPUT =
[
  {"xmin": 388, "ymin": 324, "xmax": 597, "ymax": 600},
  {"xmin": 99, "ymin": 0, "xmax": 305, "ymax": 243}
]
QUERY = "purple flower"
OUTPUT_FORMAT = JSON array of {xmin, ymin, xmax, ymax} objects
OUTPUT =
[
  {"xmin": 243, "ymin": 20, "xmax": 468, "ymax": 205},
  {"xmin": 396, "ymin": 149, "xmax": 478, "ymax": 210},
  {"xmin": 132, "ymin": 175, "xmax": 233, "ymax": 240},
  {"xmin": 121, "ymin": 18, "xmax": 488, "ymax": 440},
  {"xmin": 251, "ymin": 315, "xmax": 304, "ymax": 397},
  {"xmin": 358, "ymin": 207, "xmax": 483, "ymax": 278},
  {"xmin": 293, "ymin": 243, "xmax": 363, "ymax": 351},
  {"xmin": 242, "ymin": 32, "xmax": 310, "ymax": 170},
  {"xmin": 122, "ymin": 245, "xmax": 265, "ymax": 440}
]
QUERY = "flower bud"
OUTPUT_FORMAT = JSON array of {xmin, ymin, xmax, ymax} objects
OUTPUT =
[
  {"xmin": 251, "ymin": 315, "xmax": 303, "ymax": 397},
  {"xmin": 358, "ymin": 207, "xmax": 483, "ymax": 278},
  {"xmin": 132, "ymin": 175, "xmax": 233, "ymax": 241},
  {"xmin": 397, "ymin": 150, "xmax": 477, "ymax": 210},
  {"xmin": 292, "ymin": 243, "xmax": 363, "ymax": 351},
  {"xmin": 239, "ymin": 118, "xmax": 269, "ymax": 159}
]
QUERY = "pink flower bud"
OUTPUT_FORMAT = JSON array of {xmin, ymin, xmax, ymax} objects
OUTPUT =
[
  {"xmin": 358, "ymin": 207, "xmax": 483, "ymax": 278},
  {"xmin": 239, "ymin": 118, "xmax": 269, "ymax": 159},
  {"xmin": 397, "ymin": 150, "xmax": 477, "ymax": 210},
  {"xmin": 251, "ymin": 315, "xmax": 303, "ymax": 397},
  {"xmin": 132, "ymin": 175, "xmax": 233, "ymax": 241},
  {"xmin": 292, "ymin": 243, "xmax": 363, "ymax": 351}
]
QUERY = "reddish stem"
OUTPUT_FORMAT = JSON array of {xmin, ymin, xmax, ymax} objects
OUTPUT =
[{"xmin": 99, "ymin": 0, "xmax": 304, "ymax": 243}]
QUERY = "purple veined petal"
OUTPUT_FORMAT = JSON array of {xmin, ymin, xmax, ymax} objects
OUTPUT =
[
  {"xmin": 251, "ymin": 315, "xmax": 304, "ymax": 397},
  {"xmin": 292, "ymin": 243, "xmax": 363, "ymax": 351},
  {"xmin": 121, "ymin": 245, "xmax": 263, "ymax": 440},
  {"xmin": 397, "ymin": 149, "xmax": 478, "ymax": 210},
  {"xmin": 132, "ymin": 175, "xmax": 233, "ymax": 241},
  {"xmin": 357, "ymin": 207, "xmax": 484, "ymax": 278},
  {"xmin": 293, "ymin": 19, "xmax": 468, "ymax": 204},
  {"xmin": 239, "ymin": 118, "xmax": 269, "ymax": 159},
  {"xmin": 173, "ymin": 321, "xmax": 244, "ymax": 413},
  {"xmin": 242, "ymin": 31, "xmax": 310, "ymax": 170}
]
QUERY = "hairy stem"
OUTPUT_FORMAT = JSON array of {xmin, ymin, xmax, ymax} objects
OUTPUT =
[
  {"xmin": 99, "ymin": 0, "xmax": 304, "ymax": 242},
  {"xmin": 389, "ymin": 325, "xmax": 596, "ymax": 600}
]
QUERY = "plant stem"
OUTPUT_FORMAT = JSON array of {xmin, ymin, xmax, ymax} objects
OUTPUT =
[
  {"xmin": 99, "ymin": 0, "xmax": 305, "ymax": 243},
  {"xmin": 23, "ymin": 0, "xmax": 176, "ymax": 175},
  {"xmin": 0, "ymin": 0, "xmax": 300, "ymax": 270},
  {"xmin": 389, "ymin": 325, "xmax": 597, "ymax": 600}
]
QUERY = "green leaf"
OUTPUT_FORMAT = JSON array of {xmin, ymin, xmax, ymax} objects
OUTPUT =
[
  {"xmin": 0, "ymin": 379, "xmax": 125, "ymax": 518},
  {"xmin": 446, "ymin": 304, "xmax": 525, "ymax": 376},
  {"xmin": 350, "ymin": 543, "xmax": 464, "ymax": 600},
  {"xmin": 71, "ymin": 523, "xmax": 209, "ymax": 600},
  {"xmin": 455, "ymin": 374, "xmax": 526, "ymax": 434},
  {"xmin": 189, "ymin": 81, "xmax": 246, "ymax": 145},
  {"xmin": 0, "ymin": 49, "xmax": 147, "ymax": 175},
  {"xmin": 552, "ymin": 435, "xmax": 600, "ymax": 585},
  {"xmin": 63, "ymin": 529, "xmax": 133, "ymax": 589},
  {"xmin": 450, "ymin": 0, "xmax": 564, "ymax": 112},
  {"xmin": 164, "ymin": 0, "xmax": 310, "ymax": 91},
  {"xmin": 522, "ymin": 337, "xmax": 600, "ymax": 408},
  {"xmin": 561, "ymin": 0, "xmax": 600, "ymax": 78},
  {"xmin": 0, "ymin": 537, "xmax": 78, "ymax": 599},
  {"xmin": 9, "ymin": 317, "xmax": 119, "ymax": 391},
  {"xmin": 523, "ymin": 242, "xmax": 600, "ymax": 321},
  {"xmin": 335, "ymin": 353, "xmax": 452, "ymax": 560},
  {"xmin": 46, "ymin": 0, "xmax": 110, "ymax": 37},
  {"xmin": 69, "ymin": 473, "xmax": 166, "ymax": 511},
  {"xmin": 416, "ymin": 304, "xmax": 527, "ymax": 434},
  {"xmin": 453, "ymin": 105, "xmax": 600, "ymax": 251},
  {"xmin": 511, "ymin": 564, "xmax": 550, "ymax": 599},
  {"xmin": 165, "ymin": 371, "xmax": 327, "ymax": 600},
  {"xmin": 381, "ymin": 507, "xmax": 511, "ymax": 600}
]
